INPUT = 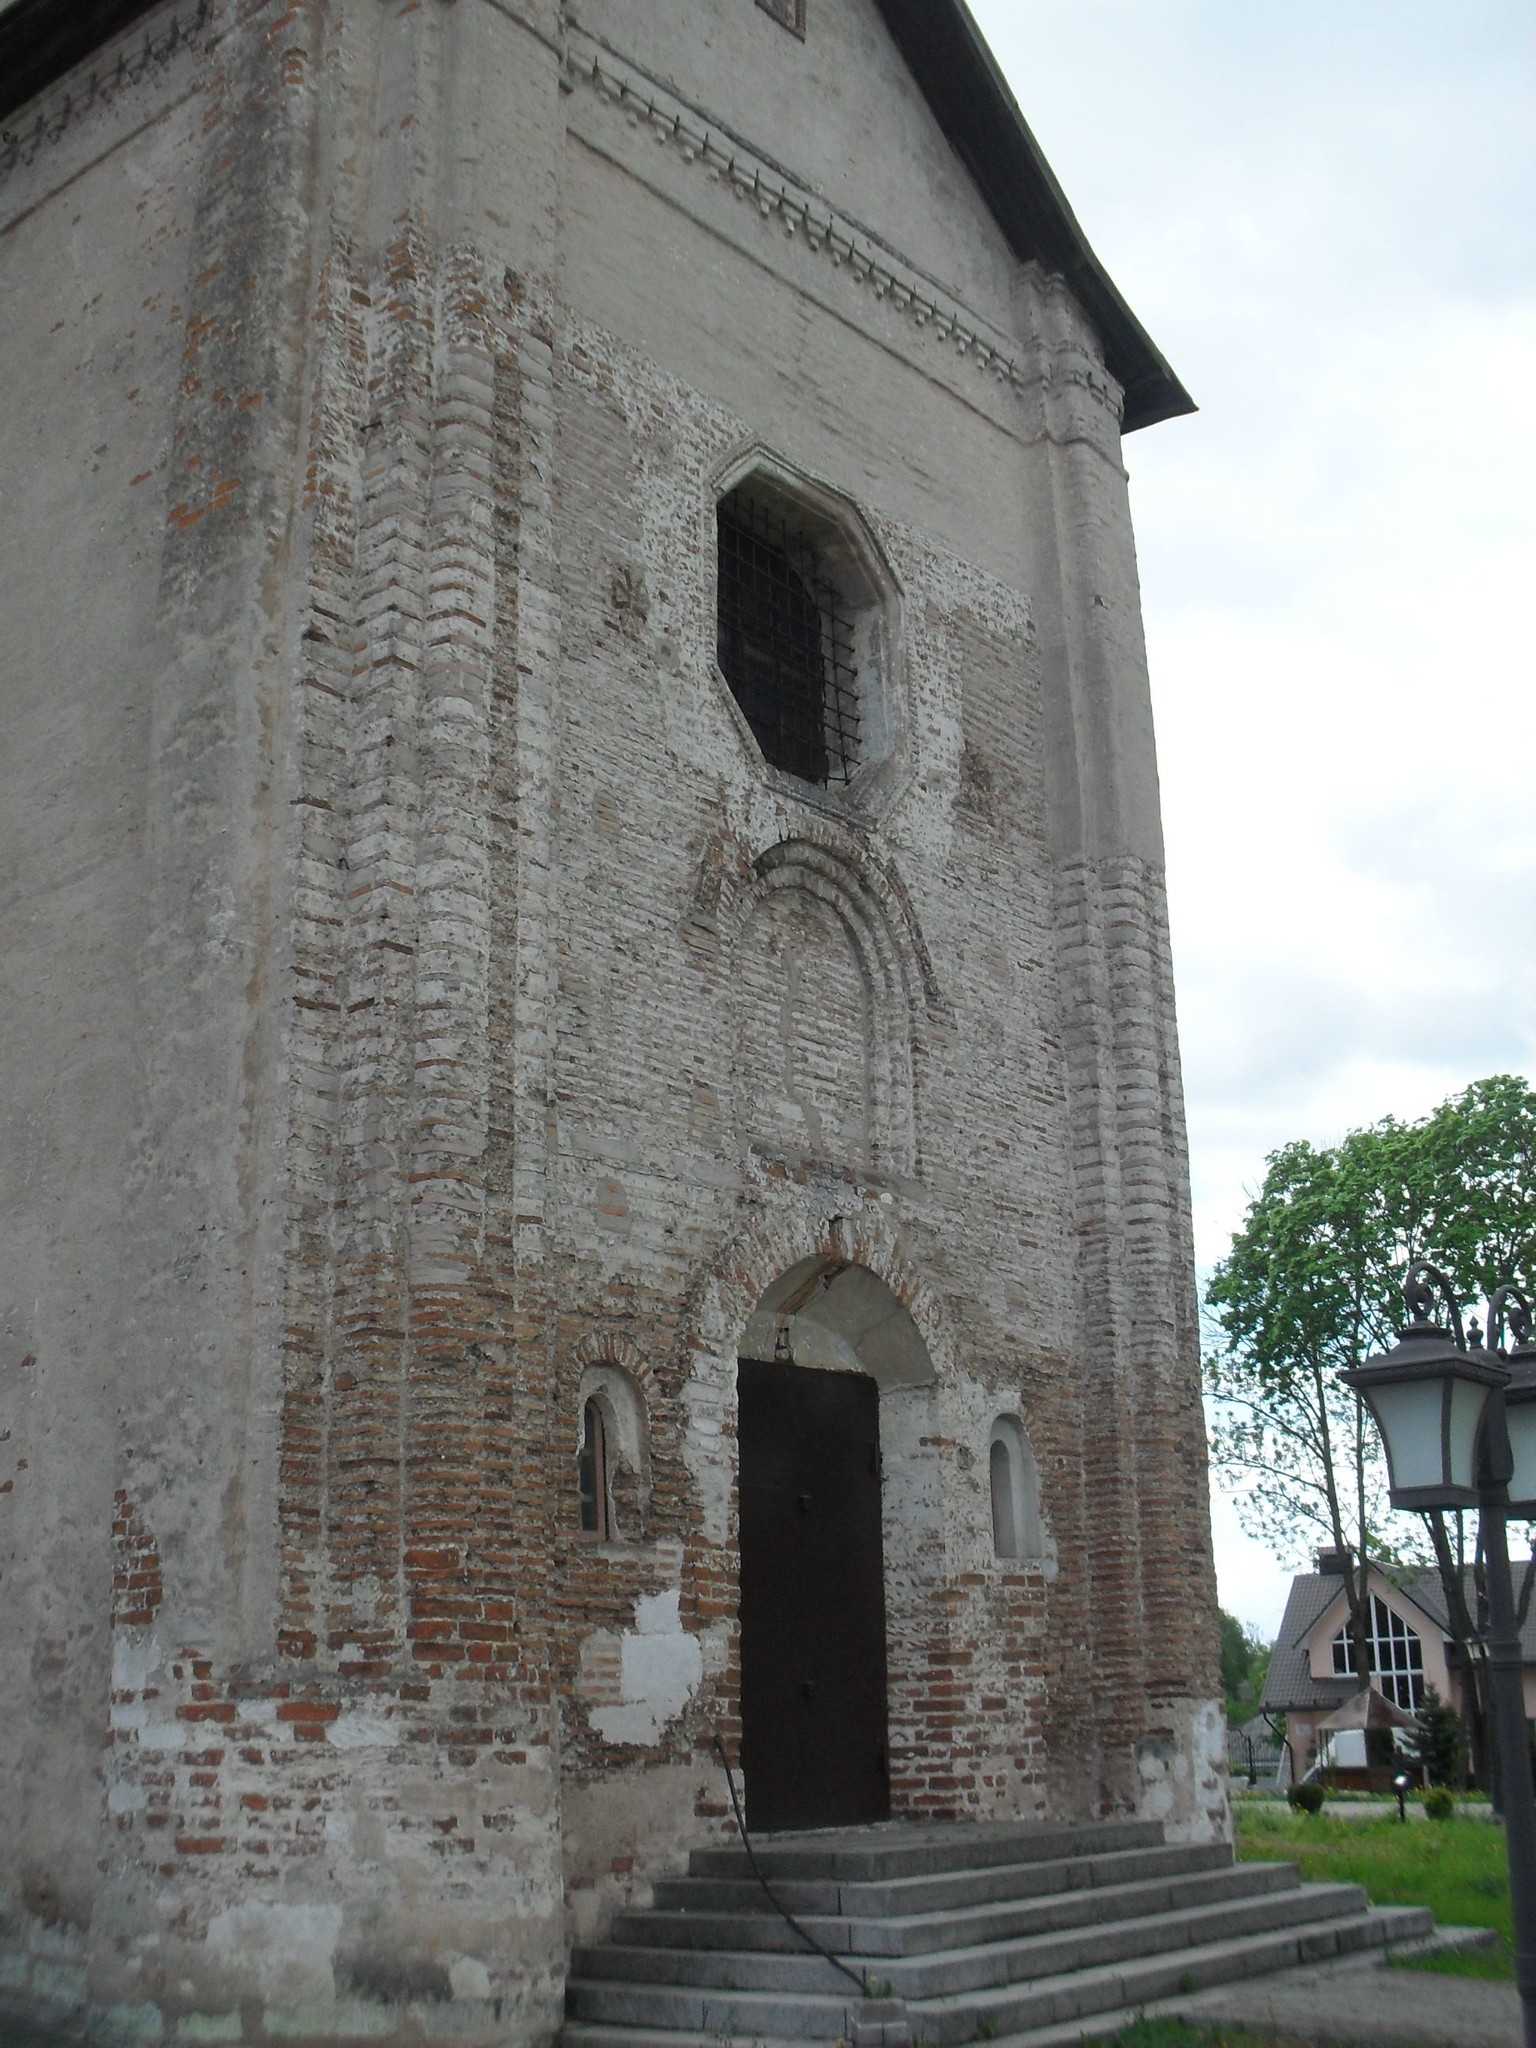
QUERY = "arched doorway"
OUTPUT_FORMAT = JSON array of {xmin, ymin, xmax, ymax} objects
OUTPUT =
[{"xmin": 736, "ymin": 1258, "xmax": 938, "ymax": 1831}]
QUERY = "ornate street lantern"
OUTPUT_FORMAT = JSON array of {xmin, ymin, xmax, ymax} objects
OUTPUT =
[
  {"xmin": 1341, "ymin": 1263, "xmax": 1507, "ymax": 1510},
  {"xmin": 1343, "ymin": 1265, "xmax": 1536, "ymax": 2048},
  {"xmin": 1490, "ymin": 1287, "xmax": 1536, "ymax": 1518}
]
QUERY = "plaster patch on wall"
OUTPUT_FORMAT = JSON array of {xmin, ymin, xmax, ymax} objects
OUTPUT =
[
  {"xmin": 1135, "ymin": 1697, "xmax": 1229, "ymax": 1845},
  {"xmin": 325, "ymin": 1709, "xmax": 397, "ymax": 1750},
  {"xmin": 204, "ymin": 1902, "xmax": 343, "ymax": 2008},
  {"xmin": 448, "ymin": 1954, "xmax": 493, "ymax": 2001},
  {"xmin": 110, "ymin": 1631, "xmax": 167, "ymax": 1694},
  {"xmin": 581, "ymin": 1590, "xmax": 703, "ymax": 1746}
]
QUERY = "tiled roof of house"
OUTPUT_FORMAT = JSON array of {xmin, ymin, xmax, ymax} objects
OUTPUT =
[
  {"xmin": 1397, "ymin": 1561, "xmax": 1536, "ymax": 1658},
  {"xmin": 1261, "ymin": 1557, "xmax": 1536, "ymax": 1715},
  {"xmin": 1260, "ymin": 1574, "xmax": 1357, "ymax": 1715}
]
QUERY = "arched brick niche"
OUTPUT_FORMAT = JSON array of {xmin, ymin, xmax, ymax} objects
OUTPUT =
[
  {"xmin": 569, "ymin": 1331, "xmax": 658, "ymax": 1550},
  {"xmin": 987, "ymin": 1413, "xmax": 1043, "ymax": 1562},
  {"xmin": 723, "ymin": 836, "xmax": 933, "ymax": 1178},
  {"xmin": 575, "ymin": 1361, "xmax": 651, "ymax": 1544}
]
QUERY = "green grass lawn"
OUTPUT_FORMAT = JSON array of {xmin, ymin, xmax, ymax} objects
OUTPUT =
[{"xmin": 1232, "ymin": 1802, "xmax": 1515, "ymax": 1980}]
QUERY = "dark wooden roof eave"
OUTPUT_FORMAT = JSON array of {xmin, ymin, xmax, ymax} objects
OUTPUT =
[{"xmin": 871, "ymin": 0, "xmax": 1195, "ymax": 434}]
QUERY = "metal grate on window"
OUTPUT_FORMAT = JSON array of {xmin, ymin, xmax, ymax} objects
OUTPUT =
[{"xmin": 716, "ymin": 488, "xmax": 860, "ymax": 787}]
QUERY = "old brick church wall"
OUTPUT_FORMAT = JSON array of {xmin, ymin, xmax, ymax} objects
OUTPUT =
[{"xmin": 0, "ymin": 0, "xmax": 1223, "ymax": 2039}]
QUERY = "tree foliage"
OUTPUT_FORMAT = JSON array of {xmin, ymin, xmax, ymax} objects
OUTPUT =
[
  {"xmin": 1405, "ymin": 1684, "xmax": 1465, "ymax": 1790},
  {"xmin": 1218, "ymin": 1609, "xmax": 1252, "ymax": 1699},
  {"xmin": 1204, "ymin": 1075, "xmax": 1536, "ymax": 1726},
  {"xmin": 1218, "ymin": 1609, "xmax": 1270, "ymax": 1725}
]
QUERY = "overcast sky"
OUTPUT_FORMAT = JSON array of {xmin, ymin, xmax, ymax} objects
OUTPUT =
[{"xmin": 970, "ymin": 1, "xmax": 1536, "ymax": 1634}]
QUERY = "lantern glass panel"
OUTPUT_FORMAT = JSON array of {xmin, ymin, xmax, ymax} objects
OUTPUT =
[
  {"xmin": 1447, "ymin": 1374, "xmax": 1491, "ymax": 1497},
  {"xmin": 1506, "ymin": 1395, "xmax": 1536, "ymax": 1516},
  {"xmin": 1370, "ymin": 1377, "xmax": 1448, "ymax": 1492}
]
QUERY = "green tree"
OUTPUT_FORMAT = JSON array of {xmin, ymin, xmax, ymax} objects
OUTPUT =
[
  {"xmin": 1218, "ymin": 1610, "xmax": 1270, "ymax": 1725},
  {"xmin": 1405, "ymin": 1684, "xmax": 1464, "ymax": 1790},
  {"xmin": 1218, "ymin": 1609, "xmax": 1252, "ymax": 1701},
  {"xmin": 1205, "ymin": 1075, "xmax": 1536, "ymax": 1782}
]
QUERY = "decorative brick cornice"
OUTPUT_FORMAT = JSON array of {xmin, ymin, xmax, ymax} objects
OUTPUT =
[
  {"xmin": 566, "ymin": 28, "xmax": 1034, "ymax": 398},
  {"xmin": 0, "ymin": 0, "xmax": 212, "ymax": 183}
]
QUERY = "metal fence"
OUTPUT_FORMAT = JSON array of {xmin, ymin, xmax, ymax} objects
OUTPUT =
[{"xmin": 1228, "ymin": 1725, "xmax": 1284, "ymax": 1784}]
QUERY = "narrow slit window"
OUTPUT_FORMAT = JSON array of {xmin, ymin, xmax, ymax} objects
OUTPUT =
[
  {"xmin": 716, "ymin": 486, "xmax": 859, "ymax": 787},
  {"xmin": 578, "ymin": 1397, "xmax": 609, "ymax": 1539},
  {"xmin": 988, "ymin": 1415, "xmax": 1042, "ymax": 1561},
  {"xmin": 989, "ymin": 1438, "xmax": 1017, "ymax": 1558}
]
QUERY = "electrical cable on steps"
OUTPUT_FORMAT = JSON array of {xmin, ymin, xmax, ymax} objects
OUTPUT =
[{"xmin": 712, "ymin": 1731, "xmax": 871, "ymax": 1997}]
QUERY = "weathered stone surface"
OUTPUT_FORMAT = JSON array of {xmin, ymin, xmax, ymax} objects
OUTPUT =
[{"xmin": 0, "ymin": 1, "xmax": 1222, "ymax": 2039}]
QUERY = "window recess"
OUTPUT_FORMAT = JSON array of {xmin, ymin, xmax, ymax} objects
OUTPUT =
[
  {"xmin": 716, "ymin": 484, "xmax": 860, "ymax": 788},
  {"xmin": 578, "ymin": 1397, "xmax": 610, "ymax": 1540}
]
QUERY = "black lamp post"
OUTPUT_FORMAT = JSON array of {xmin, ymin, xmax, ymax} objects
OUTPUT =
[
  {"xmin": 1343, "ymin": 1263, "xmax": 1536, "ymax": 2048},
  {"xmin": 1392, "ymin": 1768, "xmax": 1411, "ymax": 1823}
]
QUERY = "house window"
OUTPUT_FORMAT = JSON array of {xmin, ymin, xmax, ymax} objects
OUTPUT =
[
  {"xmin": 756, "ymin": 0, "xmax": 806, "ymax": 36},
  {"xmin": 1330, "ymin": 1592, "xmax": 1425, "ymax": 1710},
  {"xmin": 578, "ymin": 1398, "xmax": 609, "ymax": 1539},
  {"xmin": 716, "ymin": 483, "xmax": 860, "ymax": 787}
]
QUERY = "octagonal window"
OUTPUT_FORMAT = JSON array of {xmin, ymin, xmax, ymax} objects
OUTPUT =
[{"xmin": 714, "ymin": 467, "xmax": 897, "ymax": 793}]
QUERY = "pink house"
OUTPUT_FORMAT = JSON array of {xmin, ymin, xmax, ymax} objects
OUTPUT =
[{"xmin": 1261, "ymin": 1549, "xmax": 1536, "ymax": 1786}]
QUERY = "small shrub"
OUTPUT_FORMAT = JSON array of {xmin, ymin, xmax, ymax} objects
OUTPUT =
[
  {"xmin": 1423, "ymin": 1786, "xmax": 1456, "ymax": 1821},
  {"xmin": 1287, "ymin": 1781, "xmax": 1326, "ymax": 1815}
]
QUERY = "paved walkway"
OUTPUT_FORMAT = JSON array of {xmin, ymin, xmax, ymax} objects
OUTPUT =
[
  {"xmin": 7, "ymin": 1959, "xmax": 1527, "ymax": 2048},
  {"xmin": 1154, "ymin": 1946, "xmax": 1524, "ymax": 2046}
]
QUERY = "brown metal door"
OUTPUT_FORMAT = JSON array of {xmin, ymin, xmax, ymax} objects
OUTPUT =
[{"xmin": 737, "ymin": 1359, "xmax": 890, "ymax": 1831}]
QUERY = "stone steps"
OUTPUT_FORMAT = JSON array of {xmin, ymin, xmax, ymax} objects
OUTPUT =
[
  {"xmin": 649, "ymin": 1837, "xmax": 1230, "ymax": 1926},
  {"xmin": 561, "ymin": 1821, "xmax": 1436, "ymax": 2048},
  {"xmin": 568, "ymin": 1883, "xmax": 1391, "ymax": 2018},
  {"xmin": 620, "ymin": 1847, "xmax": 1283, "ymax": 1957},
  {"xmin": 684, "ymin": 1821, "xmax": 1165, "ymax": 1882}
]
